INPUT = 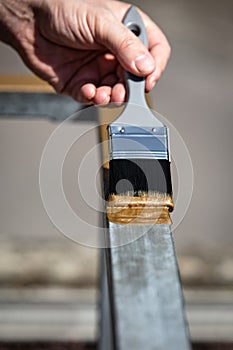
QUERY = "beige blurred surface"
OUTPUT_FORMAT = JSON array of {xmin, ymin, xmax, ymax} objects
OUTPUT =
[
  {"xmin": 0, "ymin": 0, "xmax": 233, "ymax": 287},
  {"xmin": 0, "ymin": 119, "xmax": 99, "ymax": 286}
]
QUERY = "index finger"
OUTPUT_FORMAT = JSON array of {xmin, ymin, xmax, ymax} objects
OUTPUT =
[{"xmin": 137, "ymin": 9, "xmax": 171, "ymax": 90}]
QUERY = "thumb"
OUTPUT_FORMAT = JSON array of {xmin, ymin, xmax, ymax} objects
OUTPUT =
[{"xmin": 100, "ymin": 16, "xmax": 155, "ymax": 76}]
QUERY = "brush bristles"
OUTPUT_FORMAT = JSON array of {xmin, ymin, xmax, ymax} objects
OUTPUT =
[
  {"xmin": 109, "ymin": 159, "xmax": 172, "ymax": 196},
  {"xmin": 107, "ymin": 192, "xmax": 174, "ymax": 225},
  {"xmin": 108, "ymin": 192, "xmax": 174, "ymax": 210},
  {"xmin": 109, "ymin": 190, "xmax": 169, "ymax": 197}
]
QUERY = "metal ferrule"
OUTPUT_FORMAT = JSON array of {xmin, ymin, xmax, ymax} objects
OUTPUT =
[{"xmin": 108, "ymin": 125, "xmax": 170, "ymax": 160}]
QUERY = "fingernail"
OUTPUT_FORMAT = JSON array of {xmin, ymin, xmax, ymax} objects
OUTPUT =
[
  {"xmin": 134, "ymin": 53, "xmax": 155, "ymax": 73},
  {"xmin": 150, "ymin": 76, "xmax": 157, "ymax": 89}
]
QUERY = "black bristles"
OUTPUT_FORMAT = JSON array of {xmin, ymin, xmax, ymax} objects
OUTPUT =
[{"xmin": 109, "ymin": 159, "xmax": 172, "ymax": 196}]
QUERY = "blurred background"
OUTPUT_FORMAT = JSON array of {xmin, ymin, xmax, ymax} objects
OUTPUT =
[{"xmin": 0, "ymin": 0, "xmax": 233, "ymax": 348}]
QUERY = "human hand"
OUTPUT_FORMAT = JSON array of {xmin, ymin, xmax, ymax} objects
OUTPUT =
[{"xmin": 0, "ymin": 0, "xmax": 171, "ymax": 105}]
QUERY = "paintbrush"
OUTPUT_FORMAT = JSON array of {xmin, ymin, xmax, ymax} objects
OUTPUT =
[{"xmin": 107, "ymin": 6, "xmax": 173, "ymax": 225}]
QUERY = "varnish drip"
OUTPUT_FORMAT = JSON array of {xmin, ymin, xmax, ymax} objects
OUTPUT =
[{"xmin": 107, "ymin": 192, "xmax": 174, "ymax": 225}]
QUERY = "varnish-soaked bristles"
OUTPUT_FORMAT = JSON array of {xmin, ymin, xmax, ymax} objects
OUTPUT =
[{"xmin": 107, "ymin": 192, "xmax": 174, "ymax": 225}]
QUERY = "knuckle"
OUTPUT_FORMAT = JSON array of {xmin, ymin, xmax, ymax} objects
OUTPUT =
[
  {"xmin": 97, "ymin": 8, "xmax": 114, "ymax": 27},
  {"xmin": 49, "ymin": 77, "xmax": 64, "ymax": 94},
  {"xmin": 118, "ymin": 35, "xmax": 135, "ymax": 52},
  {"xmin": 101, "ymin": 8, "xmax": 112, "ymax": 21}
]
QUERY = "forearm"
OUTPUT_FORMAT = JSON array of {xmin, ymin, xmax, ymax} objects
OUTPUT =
[{"xmin": 0, "ymin": 0, "xmax": 40, "ymax": 48}]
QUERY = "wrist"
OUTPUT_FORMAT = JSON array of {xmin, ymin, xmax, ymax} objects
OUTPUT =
[{"xmin": 0, "ymin": 0, "xmax": 39, "ymax": 47}]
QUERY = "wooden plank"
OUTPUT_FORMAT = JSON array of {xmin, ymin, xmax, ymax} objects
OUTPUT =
[{"xmin": 0, "ymin": 75, "xmax": 53, "ymax": 93}]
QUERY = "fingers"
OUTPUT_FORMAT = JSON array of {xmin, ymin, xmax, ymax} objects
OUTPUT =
[
  {"xmin": 96, "ymin": 6, "xmax": 171, "ymax": 97},
  {"xmin": 97, "ymin": 11, "xmax": 155, "ymax": 77},
  {"xmin": 111, "ymin": 83, "xmax": 126, "ymax": 104},
  {"xmin": 137, "ymin": 10, "xmax": 171, "ymax": 91},
  {"xmin": 78, "ymin": 57, "xmax": 126, "ymax": 105},
  {"xmin": 79, "ymin": 83, "xmax": 126, "ymax": 105},
  {"xmin": 78, "ymin": 83, "xmax": 96, "ymax": 103},
  {"xmin": 93, "ymin": 86, "xmax": 112, "ymax": 105},
  {"xmin": 60, "ymin": 52, "xmax": 127, "ymax": 105},
  {"xmin": 144, "ymin": 41, "xmax": 171, "ymax": 92},
  {"xmin": 44, "ymin": 2, "xmax": 171, "ymax": 104}
]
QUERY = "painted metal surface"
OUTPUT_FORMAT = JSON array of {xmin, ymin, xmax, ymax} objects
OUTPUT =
[{"xmin": 105, "ymin": 222, "xmax": 192, "ymax": 350}]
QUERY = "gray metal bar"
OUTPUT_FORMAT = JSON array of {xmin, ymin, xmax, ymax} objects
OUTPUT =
[
  {"xmin": 105, "ymin": 222, "xmax": 192, "ymax": 350},
  {"xmin": 0, "ymin": 92, "xmax": 98, "ymax": 121},
  {"xmin": 98, "ymin": 251, "xmax": 114, "ymax": 350}
]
